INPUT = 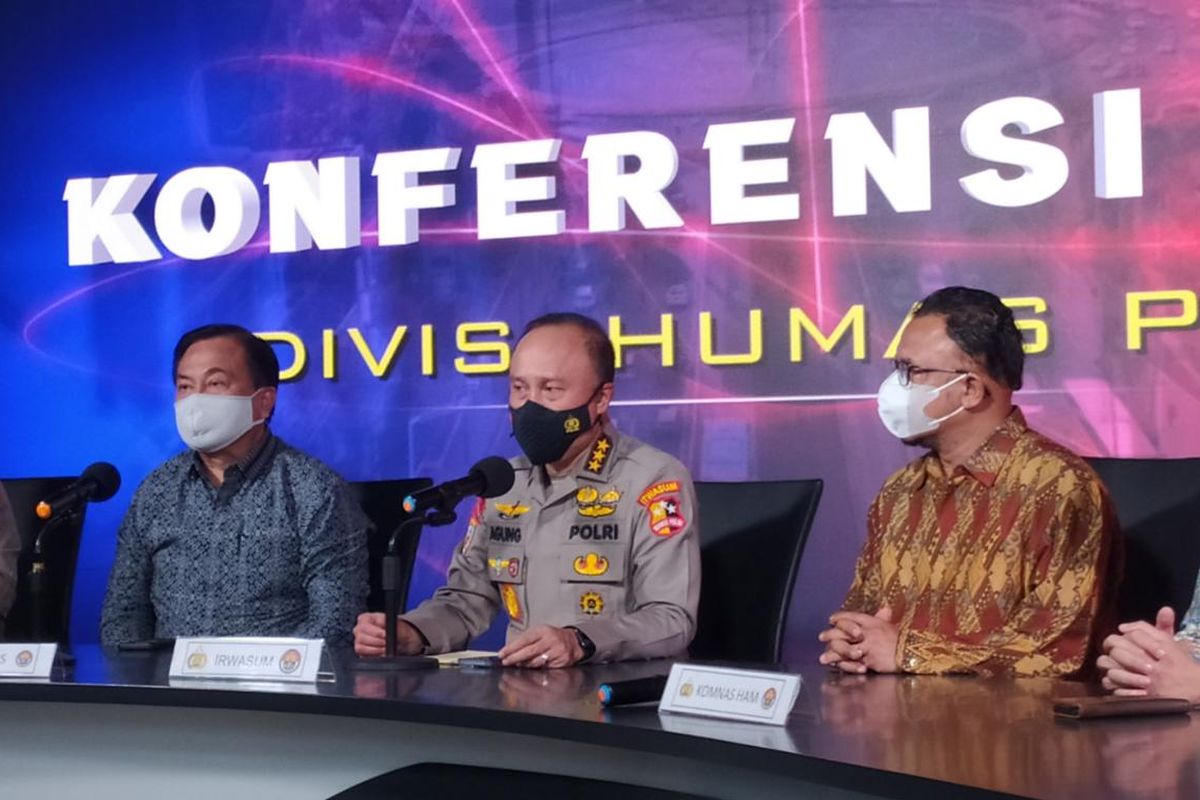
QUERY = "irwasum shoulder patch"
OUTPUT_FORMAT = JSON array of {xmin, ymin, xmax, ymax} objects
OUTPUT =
[{"xmin": 638, "ymin": 481, "xmax": 687, "ymax": 537}]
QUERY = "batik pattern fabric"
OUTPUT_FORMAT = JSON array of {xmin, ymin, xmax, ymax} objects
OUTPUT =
[
  {"xmin": 843, "ymin": 408, "xmax": 1121, "ymax": 677},
  {"xmin": 100, "ymin": 435, "xmax": 369, "ymax": 646},
  {"xmin": 1174, "ymin": 575, "xmax": 1200, "ymax": 658}
]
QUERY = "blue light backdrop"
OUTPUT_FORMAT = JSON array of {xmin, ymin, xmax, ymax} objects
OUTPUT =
[{"xmin": 2, "ymin": 1, "xmax": 1198, "ymax": 655}]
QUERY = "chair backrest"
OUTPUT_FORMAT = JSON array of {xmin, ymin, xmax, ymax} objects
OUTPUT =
[
  {"xmin": 690, "ymin": 479, "xmax": 823, "ymax": 664},
  {"xmin": 1, "ymin": 477, "xmax": 86, "ymax": 644},
  {"xmin": 347, "ymin": 478, "xmax": 432, "ymax": 612},
  {"xmin": 1086, "ymin": 457, "xmax": 1200, "ymax": 624}
]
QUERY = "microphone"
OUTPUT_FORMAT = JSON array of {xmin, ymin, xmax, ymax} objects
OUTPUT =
[
  {"xmin": 402, "ymin": 456, "xmax": 515, "ymax": 514},
  {"xmin": 597, "ymin": 675, "xmax": 670, "ymax": 707},
  {"xmin": 36, "ymin": 461, "xmax": 121, "ymax": 521},
  {"xmin": 30, "ymin": 462, "xmax": 122, "ymax": 638}
]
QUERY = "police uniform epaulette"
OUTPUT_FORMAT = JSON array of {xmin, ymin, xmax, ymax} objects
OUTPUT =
[{"xmin": 582, "ymin": 433, "xmax": 614, "ymax": 476}]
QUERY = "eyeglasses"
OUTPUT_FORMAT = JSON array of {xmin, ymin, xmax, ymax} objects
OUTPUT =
[{"xmin": 892, "ymin": 359, "xmax": 970, "ymax": 388}]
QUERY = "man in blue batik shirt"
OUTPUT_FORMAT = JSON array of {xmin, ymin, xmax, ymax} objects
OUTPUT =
[
  {"xmin": 100, "ymin": 324, "xmax": 368, "ymax": 647},
  {"xmin": 1097, "ymin": 576, "xmax": 1200, "ymax": 701}
]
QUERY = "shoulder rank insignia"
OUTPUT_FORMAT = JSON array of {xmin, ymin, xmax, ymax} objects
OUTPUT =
[{"xmin": 584, "ymin": 434, "xmax": 613, "ymax": 475}]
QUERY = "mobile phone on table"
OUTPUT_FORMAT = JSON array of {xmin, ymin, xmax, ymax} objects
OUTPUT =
[
  {"xmin": 458, "ymin": 655, "xmax": 504, "ymax": 669},
  {"xmin": 117, "ymin": 637, "xmax": 175, "ymax": 652}
]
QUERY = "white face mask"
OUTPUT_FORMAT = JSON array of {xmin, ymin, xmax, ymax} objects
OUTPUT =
[
  {"xmin": 876, "ymin": 370, "xmax": 968, "ymax": 441},
  {"xmin": 174, "ymin": 391, "xmax": 263, "ymax": 453}
]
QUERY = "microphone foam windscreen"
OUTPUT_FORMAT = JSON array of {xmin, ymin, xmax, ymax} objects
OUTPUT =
[
  {"xmin": 83, "ymin": 461, "xmax": 122, "ymax": 501},
  {"xmin": 471, "ymin": 456, "xmax": 515, "ymax": 498}
]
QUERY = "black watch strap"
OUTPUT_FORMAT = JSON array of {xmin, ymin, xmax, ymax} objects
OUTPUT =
[{"xmin": 567, "ymin": 626, "xmax": 596, "ymax": 662}]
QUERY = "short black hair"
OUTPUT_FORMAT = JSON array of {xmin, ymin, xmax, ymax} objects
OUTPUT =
[
  {"xmin": 521, "ymin": 312, "xmax": 616, "ymax": 385},
  {"xmin": 172, "ymin": 324, "xmax": 280, "ymax": 389},
  {"xmin": 913, "ymin": 286, "xmax": 1024, "ymax": 390}
]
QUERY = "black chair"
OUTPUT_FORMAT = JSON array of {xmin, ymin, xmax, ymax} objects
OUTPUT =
[
  {"xmin": 1, "ymin": 477, "xmax": 87, "ymax": 644},
  {"xmin": 347, "ymin": 478, "xmax": 432, "ymax": 612},
  {"xmin": 1086, "ymin": 457, "xmax": 1200, "ymax": 624},
  {"xmin": 690, "ymin": 479, "xmax": 823, "ymax": 664}
]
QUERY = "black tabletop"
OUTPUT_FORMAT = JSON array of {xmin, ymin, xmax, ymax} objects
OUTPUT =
[{"xmin": 0, "ymin": 645, "xmax": 1195, "ymax": 800}]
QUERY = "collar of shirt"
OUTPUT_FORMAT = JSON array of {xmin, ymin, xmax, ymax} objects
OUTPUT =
[
  {"xmin": 188, "ymin": 430, "xmax": 279, "ymax": 498},
  {"xmin": 914, "ymin": 407, "xmax": 1028, "ymax": 490},
  {"xmin": 520, "ymin": 419, "xmax": 622, "ymax": 497}
]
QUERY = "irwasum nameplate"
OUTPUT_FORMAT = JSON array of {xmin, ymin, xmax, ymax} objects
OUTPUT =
[
  {"xmin": 169, "ymin": 637, "xmax": 324, "ymax": 683},
  {"xmin": 658, "ymin": 663, "xmax": 801, "ymax": 725}
]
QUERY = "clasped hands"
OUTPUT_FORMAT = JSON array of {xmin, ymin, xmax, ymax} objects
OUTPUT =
[
  {"xmin": 818, "ymin": 606, "xmax": 900, "ymax": 674},
  {"xmin": 1097, "ymin": 607, "xmax": 1200, "ymax": 702},
  {"xmin": 354, "ymin": 614, "xmax": 583, "ymax": 668},
  {"xmin": 818, "ymin": 606, "xmax": 899, "ymax": 674}
]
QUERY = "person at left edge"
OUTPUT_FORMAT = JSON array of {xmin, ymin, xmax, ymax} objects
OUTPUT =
[
  {"xmin": 100, "ymin": 324, "xmax": 369, "ymax": 646},
  {"xmin": 0, "ymin": 483, "xmax": 19, "ymax": 639}
]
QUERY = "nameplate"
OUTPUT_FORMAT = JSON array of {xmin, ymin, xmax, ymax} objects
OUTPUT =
[
  {"xmin": 658, "ymin": 663, "xmax": 801, "ymax": 725},
  {"xmin": 0, "ymin": 644, "xmax": 57, "ymax": 679},
  {"xmin": 169, "ymin": 637, "xmax": 323, "ymax": 683}
]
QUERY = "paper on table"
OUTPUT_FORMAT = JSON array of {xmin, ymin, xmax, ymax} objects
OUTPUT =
[{"xmin": 435, "ymin": 649, "xmax": 500, "ymax": 666}]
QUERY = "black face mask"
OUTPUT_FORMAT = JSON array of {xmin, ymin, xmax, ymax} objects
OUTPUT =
[{"xmin": 510, "ymin": 392, "xmax": 598, "ymax": 466}]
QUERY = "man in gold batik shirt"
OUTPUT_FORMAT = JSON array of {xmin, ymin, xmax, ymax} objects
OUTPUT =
[{"xmin": 819, "ymin": 287, "xmax": 1121, "ymax": 678}]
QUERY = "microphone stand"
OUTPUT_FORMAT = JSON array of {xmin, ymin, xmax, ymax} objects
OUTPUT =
[
  {"xmin": 29, "ymin": 512, "xmax": 77, "ymax": 665},
  {"xmin": 352, "ymin": 504, "xmax": 458, "ymax": 672}
]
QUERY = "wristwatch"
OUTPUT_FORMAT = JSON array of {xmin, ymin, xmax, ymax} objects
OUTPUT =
[{"xmin": 566, "ymin": 626, "xmax": 596, "ymax": 662}]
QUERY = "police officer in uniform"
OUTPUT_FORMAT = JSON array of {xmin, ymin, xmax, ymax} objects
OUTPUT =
[{"xmin": 353, "ymin": 313, "xmax": 700, "ymax": 667}]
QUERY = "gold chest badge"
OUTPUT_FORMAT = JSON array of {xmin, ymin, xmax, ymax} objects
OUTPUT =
[
  {"xmin": 494, "ymin": 501, "xmax": 530, "ymax": 520},
  {"xmin": 576, "ymin": 485, "xmax": 621, "ymax": 518},
  {"xmin": 579, "ymin": 591, "xmax": 604, "ymax": 616},
  {"xmin": 573, "ymin": 552, "xmax": 610, "ymax": 576}
]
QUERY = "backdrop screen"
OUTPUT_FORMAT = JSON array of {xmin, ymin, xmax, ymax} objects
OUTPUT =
[{"xmin": 2, "ymin": 1, "xmax": 1196, "ymax": 653}]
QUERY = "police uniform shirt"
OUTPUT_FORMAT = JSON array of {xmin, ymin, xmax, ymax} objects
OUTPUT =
[{"xmin": 401, "ymin": 420, "xmax": 700, "ymax": 663}]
